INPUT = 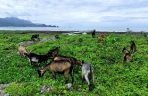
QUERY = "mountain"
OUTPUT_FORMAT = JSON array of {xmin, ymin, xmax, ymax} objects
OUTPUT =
[{"xmin": 0, "ymin": 17, "xmax": 58, "ymax": 27}]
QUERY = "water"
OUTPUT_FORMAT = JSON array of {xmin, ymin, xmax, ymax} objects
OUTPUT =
[
  {"xmin": 0, "ymin": 27, "xmax": 127, "ymax": 32},
  {"xmin": 0, "ymin": 27, "xmax": 93, "ymax": 32},
  {"xmin": 0, "ymin": 27, "xmax": 147, "ymax": 32}
]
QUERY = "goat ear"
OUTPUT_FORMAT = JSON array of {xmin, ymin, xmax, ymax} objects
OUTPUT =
[
  {"xmin": 123, "ymin": 47, "xmax": 126, "ymax": 50},
  {"xmin": 29, "ymin": 50, "xmax": 32, "ymax": 53},
  {"xmin": 122, "ymin": 47, "xmax": 125, "ymax": 52}
]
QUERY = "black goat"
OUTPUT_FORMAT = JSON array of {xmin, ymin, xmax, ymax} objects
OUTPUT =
[
  {"xmin": 24, "ymin": 52, "xmax": 52, "ymax": 66},
  {"xmin": 48, "ymin": 46, "xmax": 60, "ymax": 57},
  {"xmin": 92, "ymin": 29, "xmax": 96, "ymax": 38},
  {"xmin": 31, "ymin": 34, "xmax": 40, "ymax": 41},
  {"xmin": 37, "ymin": 60, "xmax": 74, "ymax": 84},
  {"xmin": 55, "ymin": 35, "xmax": 59, "ymax": 39}
]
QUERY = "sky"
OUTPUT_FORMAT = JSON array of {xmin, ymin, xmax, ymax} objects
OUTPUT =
[{"xmin": 0, "ymin": 0, "xmax": 148, "ymax": 31}]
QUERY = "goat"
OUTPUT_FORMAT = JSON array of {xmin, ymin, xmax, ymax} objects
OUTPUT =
[
  {"xmin": 37, "ymin": 60, "xmax": 74, "ymax": 84},
  {"xmin": 55, "ymin": 35, "xmax": 59, "ymax": 39},
  {"xmin": 24, "ymin": 52, "xmax": 52, "ymax": 66},
  {"xmin": 82, "ymin": 60, "xmax": 94, "ymax": 91},
  {"xmin": 18, "ymin": 45, "xmax": 30, "ymax": 57},
  {"xmin": 130, "ymin": 41, "xmax": 136, "ymax": 53},
  {"xmin": 92, "ymin": 29, "xmax": 96, "ymax": 38},
  {"xmin": 31, "ymin": 34, "xmax": 40, "ymax": 41},
  {"xmin": 97, "ymin": 37, "xmax": 104, "ymax": 43},
  {"xmin": 122, "ymin": 47, "xmax": 132, "ymax": 63},
  {"xmin": 53, "ymin": 55, "xmax": 82, "ymax": 66},
  {"xmin": 101, "ymin": 33, "xmax": 108, "ymax": 38},
  {"xmin": 48, "ymin": 47, "xmax": 60, "ymax": 57}
]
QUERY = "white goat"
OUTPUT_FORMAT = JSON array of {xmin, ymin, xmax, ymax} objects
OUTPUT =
[
  {"xmin": 18, "ymin": 45, "xmax": 30, "ymax": 57},
  {"xmin": 82, "ymin": 61, "xmax": 94, "ymax": 91}
]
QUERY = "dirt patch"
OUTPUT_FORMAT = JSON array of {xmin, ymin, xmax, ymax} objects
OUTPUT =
[
  {"xmin": 18, "ymin": 36, "xmax": 58, "ymax": 46},
  {"xmin": 0, "ymin": 84, "xmax": 10, "ymax": 96}
]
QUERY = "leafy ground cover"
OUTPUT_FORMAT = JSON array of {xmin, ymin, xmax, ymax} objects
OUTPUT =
[{"xmin": 0, "ymin": 31, "xmax": 148, "ymax": 96}]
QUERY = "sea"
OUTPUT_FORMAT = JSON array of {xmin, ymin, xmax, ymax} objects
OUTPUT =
[
  {"xmin": 0, "ymin": 27, "xmax": 147, "ymax": 32},
  {"xmin": 0, "ymin": 27, "xmax": 97, "ymax": 31}
]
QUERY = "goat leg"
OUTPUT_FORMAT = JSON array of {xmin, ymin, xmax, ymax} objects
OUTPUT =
[
  {"xmin": 122, "ymin": 55, "xmax": 126, "ymax": 63},
  {"xmin": 82, "ymin": 75, "xmax": 85, "ymax": 85},
  {"xmin": 84, "ymin": 73, "xmax": 91, "ymax": 91},
  {"xmin": 70, "ymin": 70, "xmax": 74, "ymax": 85},
  {"xmin": 91, "ymin": 74, "xmax": 95, "ymax": 90},
  {"xmin": 64, "ymin": 75, "xmax": 68, "ymax": 84},
  {"xmin": 64, "ymin": 70, "xmax": 70, "ymax": 84},
  {"xmin": 92, "ymin": 74, "xmax": 94, "ymax": 85},
  {"xmin": 52, "ymin": 72, "xmax": 56, "ymax": 80},
  {"xmin": 37, "ymin": 63, "xmax": 40, "ymax": 67},
  {"xmin": 84, "ymin": 73, "xmax": 90, "ymax": 85},
  {"xmin": 30, "ymin": 61, "xmax": 33, "ymax": 65},
  {"xmin": 19, "ymin": 52, "xmax": 23, "ymax": 57}
]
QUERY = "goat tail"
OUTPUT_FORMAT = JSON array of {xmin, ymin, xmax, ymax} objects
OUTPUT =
[{"xmin": 90, "ymin": 65, "xmax": 93, "ymax": 76}]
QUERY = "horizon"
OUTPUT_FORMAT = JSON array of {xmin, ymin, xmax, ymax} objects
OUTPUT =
[
  {"xmin": 1, "ymin": 26, "xmax": 148, "ymax": 32},
  {"xmin": 0, "ymin": 0, "xmax": 148, "ymax": 31}
]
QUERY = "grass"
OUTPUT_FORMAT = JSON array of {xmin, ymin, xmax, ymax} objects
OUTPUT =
[{"xmin": 0, "ymin": 31, "xmax": 148, "ymax": 95}]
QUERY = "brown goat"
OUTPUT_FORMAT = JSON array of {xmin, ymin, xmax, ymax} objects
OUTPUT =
[
  {"xmin": 101, "ymin": 33, "xmax": 108, "ymax": 38},
  {"xmin": 122, "ymin": 47, "xmax": 132, "ymax": 63},
  {"xmin": 37, "ymin": 60, "xmax": 74, "ymax": 84},
  {"xmin": 53, "ymin": 55, "xmax": 82, "ymax": 66},
  {"xmin": 130, "ymin": 41, "xmax": 136, "ymax": 53},
  {"xmin": 18, "ymin": 45, "xmax": 30, "ymax": 57},
  {"xmin": 97, "ymin": 37, "xmax": 104, "ymax": 43}
]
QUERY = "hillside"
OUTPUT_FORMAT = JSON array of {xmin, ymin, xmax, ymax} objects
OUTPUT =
[{"xmin": 0, "ymin": 17, "xmax": 58, "ymax": 27}]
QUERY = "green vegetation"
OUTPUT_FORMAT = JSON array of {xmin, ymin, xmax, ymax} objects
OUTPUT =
[{"xmin": 0, "ymin": 31, "xmax": 148, "ymax": 95}]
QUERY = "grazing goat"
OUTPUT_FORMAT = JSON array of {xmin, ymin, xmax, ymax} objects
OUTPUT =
[
  {"xmin": 82, "ymin": 61, "xmax": 94, "ymax": 91},
  {"xmin": 53, "ymin": 55, "xmax": 82, "ymax": 66},
  {"xmin": 122, "ymin": 47, "xmax": 132, "ymax": 63},
  {"xmin": 48, "ymin": 47, "xmax": 60, "ymax": 57},
  {"xmin": 92, "ymin": 29, "xmax": 96, "ymax": 38},
  {"xmin": 55, "ymin": 35, "xmax": 59, "ymax": 39},
  {"xmin": 101, "ymin": 33, "xmax": 108, "ymax": 38},
  {"xmin": 130, "ymin": 41, "xmax": 136, "ymax": 53},
  {"xmin": 97, "ymin": 37, "xmax": 104, "ymax": 43},
  {"xmin": 31, "ymin": 34, "xmax": 40, "ymax": 41},
  {"xmin": 24, "ymin": 52, "xmax": 52, "ymax": 66},
  {"xmin": 37, "ymin": 60, "xmax": 74, "ymax": 84},
  {"xmin": 18, "ymin": 45, "xmax": 30, "ymax": 57}
]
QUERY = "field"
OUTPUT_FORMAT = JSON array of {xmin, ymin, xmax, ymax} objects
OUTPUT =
[{"xmin": 0, "ymin": 30, "xmax": 148, "ymax": 96}]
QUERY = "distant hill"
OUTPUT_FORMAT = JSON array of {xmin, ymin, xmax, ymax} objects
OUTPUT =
[{"xmin": 0, "ymin": 17, "xmax": 58, "ymax": 27}]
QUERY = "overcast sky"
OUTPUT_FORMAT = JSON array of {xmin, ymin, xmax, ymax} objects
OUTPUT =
[{"xmin": 0, "ymin": 0, "xmax": 148, "ymax": 31}]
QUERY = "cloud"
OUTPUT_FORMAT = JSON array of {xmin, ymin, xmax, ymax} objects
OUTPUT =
[{"xmin": 0, "ymin": 0, "xmax": 148, "ymax": 31}]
